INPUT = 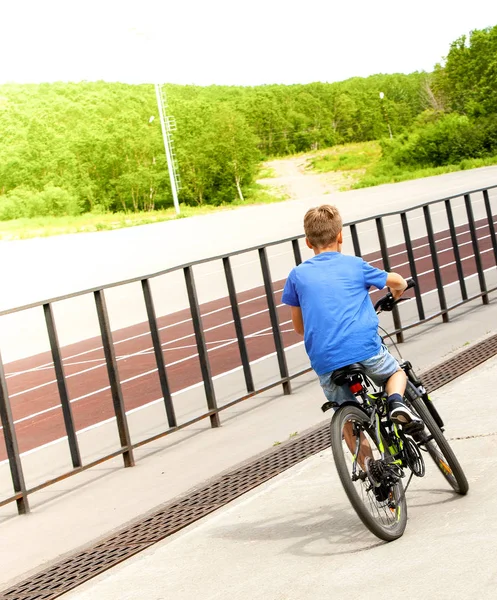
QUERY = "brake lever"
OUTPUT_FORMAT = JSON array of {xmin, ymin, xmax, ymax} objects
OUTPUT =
[
  {"xmin": 374, "ymin": 292, "xmax": 395, "ymax": 313},
  {"xmin": 375, "ymin": 282, "xmax": 416, "ymax": 313}
]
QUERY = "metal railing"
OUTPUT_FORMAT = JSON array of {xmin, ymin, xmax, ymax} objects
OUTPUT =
[{"xmin": 1, "ymin": 184, "xmax": 496, "ymax": 515}]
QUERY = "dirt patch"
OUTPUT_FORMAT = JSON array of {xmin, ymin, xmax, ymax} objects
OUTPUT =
[{"xmin": 257, "ymin": 154, "xmax": 352, "ymax": 200}]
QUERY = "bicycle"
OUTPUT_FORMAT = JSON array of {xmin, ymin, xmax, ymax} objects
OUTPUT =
[{"xmin": 324, "ymin": 279, "xmax": 469, "ymax": 541}]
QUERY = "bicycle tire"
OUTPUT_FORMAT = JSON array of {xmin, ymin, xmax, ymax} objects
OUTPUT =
[
  {"xmin": 330, "ymin": 405, "xmax": 408, "ymax": 541},
  {"xmin": 410, "ymin": 396, "xmax": 469, "ymax": 495}
]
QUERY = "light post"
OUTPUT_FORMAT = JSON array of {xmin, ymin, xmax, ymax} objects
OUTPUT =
[
  {"xmin": 379, "ymin": 92, "xmax": 393, "ymax": 139},
  {"xmin": 155, "ymin": 83, "xmax": 181, "ymax": 215}
]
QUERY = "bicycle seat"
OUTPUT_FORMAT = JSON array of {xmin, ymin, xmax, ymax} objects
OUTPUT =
[{"xmin": 331, "ymin": 363, "xmax": 366, "ymax": 386}]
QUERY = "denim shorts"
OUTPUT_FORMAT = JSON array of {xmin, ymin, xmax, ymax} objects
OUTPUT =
[{"xmin": 318, "ymin": 344, "xmax": 401, "ymax": 406}]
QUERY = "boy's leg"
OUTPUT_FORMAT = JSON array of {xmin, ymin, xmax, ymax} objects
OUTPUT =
[
  {"xmin": 362, "ymin": 345, "xmax": 422, "ymax": 431},
  {"xmin": 318, "ymin": 372, "xmax": 373, "ymax": 468},
  {"xmin": 385, "ymin": 369, "xmax": 407, "ymax": 397}
]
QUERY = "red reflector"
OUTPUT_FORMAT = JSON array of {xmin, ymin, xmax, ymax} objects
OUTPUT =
[{"xmin": 350, "ymin": 382, "xmax": 363, "ymax": 394}]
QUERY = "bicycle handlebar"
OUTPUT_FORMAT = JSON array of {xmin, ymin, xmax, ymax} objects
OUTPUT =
[{"xmin": 374, "ymin": 278, "xmax": 416, "ymax": 313}]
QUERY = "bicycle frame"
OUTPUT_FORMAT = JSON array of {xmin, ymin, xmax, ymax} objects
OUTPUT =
[{"xmin": 333, "ymin": 363, "xmax": 430, "ymax": 484}]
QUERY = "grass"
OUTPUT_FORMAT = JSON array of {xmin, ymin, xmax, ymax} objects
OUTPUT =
[
  {"xmin": 351, "ymin": 154, "xmax": 497, "ymax": 189},
  {"xmin": 306, "ymin": 141, "xmax": 497, "ymax": 191},
  {"xmin": 308, "ymin": 141, "xmax": 381, "ymax": 175},
  {"xmin": 0, "ymin": 183, "xmax": 288, "ymax": 240},
  {"xmin": 257, "ymin": 166, "xmax": 277, "ymax": 179}
]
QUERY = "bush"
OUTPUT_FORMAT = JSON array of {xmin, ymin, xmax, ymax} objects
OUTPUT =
[
  {"xmin": 0, "ymin": 186, "xmax": 82, "ymax": 221},
  {"xmin": 38, "ymin": 185, "xmax": 82, "ymax": 216},
  {"xmin": 382, "ymin": 114, "xmax": 488, "ymax": 167}
]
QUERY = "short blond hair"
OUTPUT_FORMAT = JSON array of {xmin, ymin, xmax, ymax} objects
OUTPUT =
[{"xmin": 304, "ymin": 205, "xmax": 342, "ymax": 248}]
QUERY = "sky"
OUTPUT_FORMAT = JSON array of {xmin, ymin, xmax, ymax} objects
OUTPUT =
[{"xmin": 1, "ymin": 0, "xmax": 495, "ymax": 87}]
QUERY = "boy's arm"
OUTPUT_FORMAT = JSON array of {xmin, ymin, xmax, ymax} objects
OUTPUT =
[
  {"xmin": 282, "ymin": 269, "xmax": 304, "ymax": 335},
  {"xmin": 290, "ymin": 306, "xmax": 304, "ymax": 336},
  {"xmin": 386, "ymin": 272, "xmax": 408, "ymax": 300}
]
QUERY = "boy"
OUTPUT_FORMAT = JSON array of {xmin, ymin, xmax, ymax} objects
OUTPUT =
[{"xmin": 282, "ymin": 204, "xmax": 422, "ymax": 429}]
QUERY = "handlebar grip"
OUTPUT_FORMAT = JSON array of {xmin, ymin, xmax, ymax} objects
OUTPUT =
[{"xmin": 405, "ymin": 278, "xmax": 416, "ymax": 290}]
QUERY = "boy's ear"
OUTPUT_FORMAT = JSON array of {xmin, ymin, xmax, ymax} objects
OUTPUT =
[
  {"xmin": 337, "ymin": 230, "xmax": 343, "ymax": 244},
  {"xmin": 305, "ymin": 238, "xmax": 313, "ymax": 250}
]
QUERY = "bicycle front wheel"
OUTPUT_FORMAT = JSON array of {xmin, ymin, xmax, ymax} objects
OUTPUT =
[
  {"xmin": 410, "ymin": 396, "xmax": 469, "ymax": 495},
  {"xmin": 330, "ymin": 405, "xmax": 407, "ymax": 542}
]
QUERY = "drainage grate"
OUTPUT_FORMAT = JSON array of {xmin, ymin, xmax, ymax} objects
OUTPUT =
[
  {"xmin": 3, "ymin": 333, "xmax": 497, "ymax": 600},
  {"xmin": 421, "ymin": 333, "xmax": 497, "ymax": 392}
]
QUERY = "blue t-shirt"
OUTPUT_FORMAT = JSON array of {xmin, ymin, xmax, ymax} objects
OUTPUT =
[{"xmin": 282, "ymin": 252, "xmax": 388, "ymax": 375}]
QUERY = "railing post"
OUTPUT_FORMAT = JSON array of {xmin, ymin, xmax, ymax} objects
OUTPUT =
[
  {"xmin": 141, "ymin": 279, "xmax": 177, "ymax": 428},
  {"xmin": 44, "ymin": 303, "xmax": 82, "ymax": 469},
  {"xmin": 423, "ymin": 205, "xmax": 449, "ymax": 323},
  {"xmin": 350, "ymin": 224, "xmax": 362, "ymax": 257},
  {"xmin": 184, "ymin": 266, "xmax": 220, "ymax": 428},
  {"xmin": 376, "ymin": 217, "xmax": 404, "ymax": 343},
  {"xmin": 0, "ymin": 351, "xmax": 29, "ymax": 514},
  {"xmin": 259, "ymin": 247, "xmax": 291, "ymax": 395},
  {"xmin": 400, "ymin": 213, "xmax": 425, "ymax": 321},
  {"xmin": 483, "ymin": 189, "xmax": 497, "ymax": 268},
  {"xmin": 464, "ymin": 193, "xmax": 489, "ymax": 305},
  {"xmin": 223, "ymin": 257, "xmax": 255, "ymax": 394},
  {"xmin": 292, "ymin": 238, "xmax": 303, "ymax": 266},
  {"xmin": 94, "ymin": 290, "xmax": 135, "ymax": 467},
  {"xmin": 445, "ymin": 199, "xmax": 468, "ymax": 301}
]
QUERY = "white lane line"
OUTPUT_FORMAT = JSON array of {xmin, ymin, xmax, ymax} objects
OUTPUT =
[
  {"xmin": 389, "ymin": 235, "xmax": 492, "ymax": 271},
  {"xmin": 4, "ymin": 287, "xmax": 285, "ymax": 379},
  {"xmin": 0, "ymin": 341, "xmax": 307, "ymax": 465},
  {"xmin": 1, "ymin": 320, "xmax": 294, "ymax": 429},
  {"xmin": 369, "ymin": 221, "xmax": 495, "ymax": 266},
  {"xmin": 6, "ymin": 302, "xmax": 289, "ymax": 399}
]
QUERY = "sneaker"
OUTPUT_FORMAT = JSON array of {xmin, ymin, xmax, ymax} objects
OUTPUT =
[{"xmin": 389, "ymin": 400, "xmax": 424, "ymax": 432}]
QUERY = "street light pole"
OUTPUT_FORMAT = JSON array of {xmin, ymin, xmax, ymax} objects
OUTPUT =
[
  {"xmin": 379, "ymin": 91, "xmax": 393, "ymax": 139},
  {"xmin": 155, "ymin": 83, "xmax": 180, "ymax": 215}
]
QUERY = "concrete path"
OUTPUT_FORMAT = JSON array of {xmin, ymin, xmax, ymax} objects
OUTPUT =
[{"xmin": 61, "ymin": 355, "xmax": 497, "ymax": 600}]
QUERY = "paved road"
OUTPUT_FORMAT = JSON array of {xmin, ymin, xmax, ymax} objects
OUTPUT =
[
  {"xmin": 1, "ymin": 168, "xmax": 497, "ymax": 312},
  {"xmin": 61, "ymin": 356, "xmax": 497, "ymax": 600}
]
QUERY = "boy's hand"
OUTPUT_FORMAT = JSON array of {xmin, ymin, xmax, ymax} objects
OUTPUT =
[
  {"xmin": 386, "ymin": 272, "xmax": 408, "ymax": 301},
  {"xmin": 391, "ymin": 285, "xmax": 407, "ymax": 301}
]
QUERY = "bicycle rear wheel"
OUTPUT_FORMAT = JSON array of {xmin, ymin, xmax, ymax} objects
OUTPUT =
[
  {"xmin": 330, "ymin": 405, "xmax": 407, "ymax": 541},
  {"xmin": 410, "ymin": 396, "xmax": 469, "ymax": 495}
]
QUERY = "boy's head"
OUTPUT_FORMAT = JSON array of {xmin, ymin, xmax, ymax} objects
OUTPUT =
[{"xmin": 304, "ymin": 204, "xmax": 343, "ymax": 250}]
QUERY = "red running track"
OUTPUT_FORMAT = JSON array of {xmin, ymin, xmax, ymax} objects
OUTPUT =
[{"xmin": 1, "ymin": 217, "xmax": 496, "ymax": 461}]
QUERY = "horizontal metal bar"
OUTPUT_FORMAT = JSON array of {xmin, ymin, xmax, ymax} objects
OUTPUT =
[
  {"xmin": 24, "ymin": 449, "xmax": 127, "ymax": 496},
  {"xmin": 0, "ymin": 492, "xmax": 24, "ymax": 509},
  {"xmin": 1, "ymin": 184, "xmax": 496, "ymax": 317},
  {"xmin": 132, "ymin": 368, "xmax": 313, "ymax": 450}
]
